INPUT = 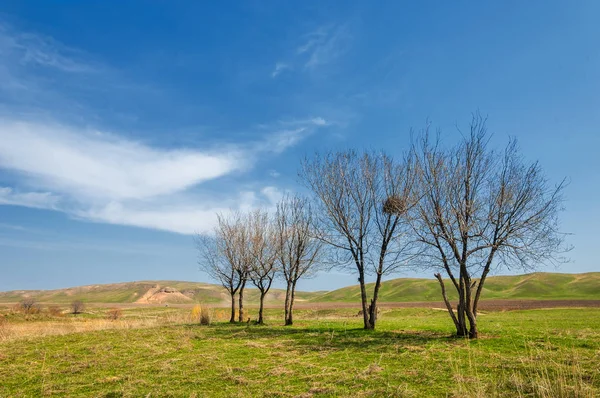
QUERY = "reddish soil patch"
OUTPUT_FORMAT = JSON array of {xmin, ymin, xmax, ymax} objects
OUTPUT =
[{"xmin": 287, "ymin": 300, "xmax": 600, "ymax": 311}]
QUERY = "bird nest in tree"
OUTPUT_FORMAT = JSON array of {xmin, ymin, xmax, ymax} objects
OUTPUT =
[{"xmin": 383, "ymin": 195, "xmax": 407, "ymax": 215}]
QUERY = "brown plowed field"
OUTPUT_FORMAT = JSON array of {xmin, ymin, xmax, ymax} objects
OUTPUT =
[{"xmin": 286, "ymin": 299, "xmax": 600, "ymax": 311}]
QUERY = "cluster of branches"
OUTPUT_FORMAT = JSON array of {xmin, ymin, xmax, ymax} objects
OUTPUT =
[
  {"xmin": 409, "ymin": 115, "xmax": 568, "ymax": 338},
  {"xmin": 198, "ymin": 114, "xmax": 568, "ymax": 339},
  {"xmin": 196, "ymin": 195, "xmax": 322, "ymax": 325},
  {"xmin": 300, "ymin": 150, "xmax": 420, "ymax": 330}
]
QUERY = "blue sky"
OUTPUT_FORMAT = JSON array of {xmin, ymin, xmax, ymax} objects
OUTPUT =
[{"xmin": 0, "ymin": 1, "xmax": 598, "ymax": 291}]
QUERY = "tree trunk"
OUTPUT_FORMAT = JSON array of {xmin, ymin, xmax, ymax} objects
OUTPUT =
[
  {"xmin": 238, "ymin": 279, "xmax": 246, "ymax": 323},
  {"xmin": 463, "ymin": 275, "xmax": 478, "ymax": 339},
  {"xmin": 258, "ymin": 291, "xmax": 266, "ymax": 325},
  {"xmin": 286, "ymin": 280, "xmax": 297, "ymax": 326},
  {"xmin": 284, "ymin": 281, "xmax": 291, "ymax": 326},
  {"xmin": 229, "ymin": 292, "xmax": 236, "ymax": 323},
  {"xmin": 468, "ymin": 316, "xmax": 478, "ymax": 339},
  {"xmin": 434, "ymin": 273, "xmax": 460, "ymax": 332},
  {"xmin": 358, "ymin": 271, "xmax": 371, "ymax": 330},
  {"xmin": 456, "ymin": 275, "xmax": 468, "ymax": 337},
  {"xmin": 368, "ymin": 272, "xmax": 383, "ymax": 329}
]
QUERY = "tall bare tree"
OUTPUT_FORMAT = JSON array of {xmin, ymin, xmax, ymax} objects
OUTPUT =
[
  {"xmin": 275, "ymin": 194, "xmax": 323, "ymax": 326},
  {"xmin": 247, "ymin": 209, "xmax": 279, "ymax": 325},
  {"xmin": 236, "ymin": 250, "xmax": 250, "ymax": 323},
  {"xmin": 300, "ymin": 150, "xmax": 418, "ymax": 329},
  {"xmin": 196, "ymin": 212, "xmax": 249, "ymax": 323},
  {"xmin": 411, "ymin": 115, "xmax": 568, "ymax": 338}
]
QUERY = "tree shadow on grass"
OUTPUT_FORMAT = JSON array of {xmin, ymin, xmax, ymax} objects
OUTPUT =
[{"xmin": 183, "ymin": 322, "xmax": 461, "ymax": 352}]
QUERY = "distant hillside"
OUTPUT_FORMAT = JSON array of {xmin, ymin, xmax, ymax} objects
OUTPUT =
[
  {"xmin": 311, "ymin": 272, "xmax": 600, "ymax": 303},
  {"xmin": 0, "ymin": 280, "xmax": 322, "ymax": 305},
  {"xmin": 1, "ymin": 272, "xmax": 598, "ymax": 305}
]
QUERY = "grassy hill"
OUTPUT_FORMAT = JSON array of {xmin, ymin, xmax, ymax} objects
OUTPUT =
[
  {"xmin": 0, "ymin": 272, "xmax": 598, "ymax": 305},
  {"xmin": 0, "ymin": 280, "xmax": 322, "ymax": 305},
  {"xmin": 311, "ymin": 272, "xmax": 600, "ymax": 303}
]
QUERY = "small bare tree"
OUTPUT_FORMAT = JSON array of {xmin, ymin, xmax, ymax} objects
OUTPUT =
[
  {"xmin": 411, "ymin": 114, "xmax": 568, "ymax": 338},
  {"xmin": 300, "ymin": 150, "xmax": 418, "ymax": 329},
  {"xmin": 71, "ymin": 300, "xmax": 85, "ymax": 315},
  {"xmin": 247, "ymin": 209, "xmax": 279, "ymax": 325},
  {"xmin": 196, "ymin": 212, "xmax": 249, "ymax": 323},
  {"xmin": 275, "ymin": 194, "xmax": 323, "ymax": 326},
  {"xmin": 19, "ymin": 298, "xmax": 38, "ymax": 314}
]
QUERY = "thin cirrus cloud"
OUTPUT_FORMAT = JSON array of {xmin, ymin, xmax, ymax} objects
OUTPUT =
[
  {"xmin": 271, "ymin": 62, "xmax": 291, "ymax": 78},
  {"xmin": 0, "ymin": 21, "xmax": 98, "ymax": 74},
  {"xmin": 0, "ymin": 186, "xmax": 61, "ymax": 210},
  {"xmin": 272, "ymin": 23, "xmax": 352, "ymax": 77}
]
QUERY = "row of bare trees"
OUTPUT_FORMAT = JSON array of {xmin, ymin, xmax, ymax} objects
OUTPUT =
[
  {"xmin": 197, "ymin": 115, "xmax": 567, "ymax": 338},
  {"xmin": 196, "ymin": 195, "xmax": 323, "ymax": 325}
]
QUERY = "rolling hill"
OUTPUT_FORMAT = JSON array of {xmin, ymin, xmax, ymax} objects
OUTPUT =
[
  {"xmin": 0, "ymin": 272, "xmax": 598, "ymax": 305},
  {"xmin": 0, "ymin": 280, "xmax": 322, "ymax": 305},
  {"xmin": 312, "ymin": 272, "xmax": 600, "ymax": 302}
]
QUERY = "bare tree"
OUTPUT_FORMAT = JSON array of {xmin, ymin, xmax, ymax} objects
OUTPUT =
[
  {"xmin": 196, "ymin": 212, "xmax": 249, "ymax": 323},
  {"xmin": 411, "ymin": 114, "xmax": 568, "ymax": 338},
  {"xmin": 275, "ymin": 194, "xmax": 323, "ymax": 325},
  {"xmin": 247, "ymin": 209, "xmax": 279, "ymax": 325},
  {"xmin": 71, "ymin": 300, "xmax": 85, "ymax": 315},
  {"xmin": 236, "ymin": 231, "xmax": 251, "ymax": 323},
  {"xmin": 19, "ymin": 297, "xmax": 38, "ymax": 314},
  {"xmin": 300, "ymin": 150, "xmax": 418, "ymax": 329}
]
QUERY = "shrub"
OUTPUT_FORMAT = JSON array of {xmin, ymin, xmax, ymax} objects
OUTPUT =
[
  {"xmin": 200, "ymin": 306, "xmax": 211, "ymax": 326},
  {"xmin": 71, "ymin": 300, "xmax": 85, "ymax": 315},
  {"xmin": 19, "ymin": 298, "xmax": 40, "ymax": 314},
  {"xmin": 190, "ymin": 304, "xmax": 202, "ymax": 322},
  {"xmin": 106, "ymin": 308, "xmax": 122, "ymax": 320},
  {"xmin": 47, "ymin": 305, "xmax": 64, "ymax": 317}
]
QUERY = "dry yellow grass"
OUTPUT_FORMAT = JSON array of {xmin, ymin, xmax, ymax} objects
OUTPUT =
[{"xmin": 0, "ymin": 308, "xmax": 193, "ymax": 343}]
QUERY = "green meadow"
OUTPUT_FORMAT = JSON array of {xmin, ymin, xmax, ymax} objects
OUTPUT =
[{"xmin": 1, "ymin": 305, "xmax": 599, "ymax": 397}]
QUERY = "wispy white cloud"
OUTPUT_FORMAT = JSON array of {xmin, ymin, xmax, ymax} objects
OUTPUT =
[
  {"xmin": 255, "ymin": 117, "xmax": 332, "ymax": 153},
  {"xmin": 0, "ymin": 187, "xmax": 61, "ymax": 209},
  {"xmin": 299, "ymin": 24, "xmax": 352, "ymax": 70},
  {"xmin": 0, "ymin": 117, "xmax": 327, "ymax": 234},
  {"xmin": 0, "ymin": 22, "xmax": 99, "ymax": 94},
  {"xmin": 271, "ymin": 62, "xmax": 291, "ymax": 78},
  {"xmin": 0, "ymin": 222, "xmax": 44, "ymax": 234},
  {"xmin": 0, "ymin": 121, "xmax": 242, "ymax": 201},
  {"xmin": 73, "ymin": 188, "xmax": 280, "ymax": 235},
  {"xmin": 0, "ymin": 21, "xmax": 332, "ymax": 235},
  {"xmin": 270, "ymin": 23, "xmax": 352, "ymax": 77}
]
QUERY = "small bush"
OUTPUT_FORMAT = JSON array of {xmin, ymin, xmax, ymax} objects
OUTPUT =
[
  {"xmin": 71, "ymin": 300, "xmax": 85, "ymax": 315},
  {"xmin": 106, "ymin": 308, "xmax": 122, "ymax": 320},
  {"xmin": 190, "ymin": 304, "xmax": 202, "ymax": 322},
  {"xmin": 200, "ymin": 307, "xmax": 211, "ymax": 326},
  {"xmin": 47, "ymin": 305, "xmax": 64, "ymax": 317},
  {"xmin": 19, "ymin": 298, "xmax": 40, "ymax": 314}
]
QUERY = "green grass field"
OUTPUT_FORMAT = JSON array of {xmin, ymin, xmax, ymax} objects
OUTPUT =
[{"xmin": 1, "ymin": 305, "xmax": 599, "ymax": 397}]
